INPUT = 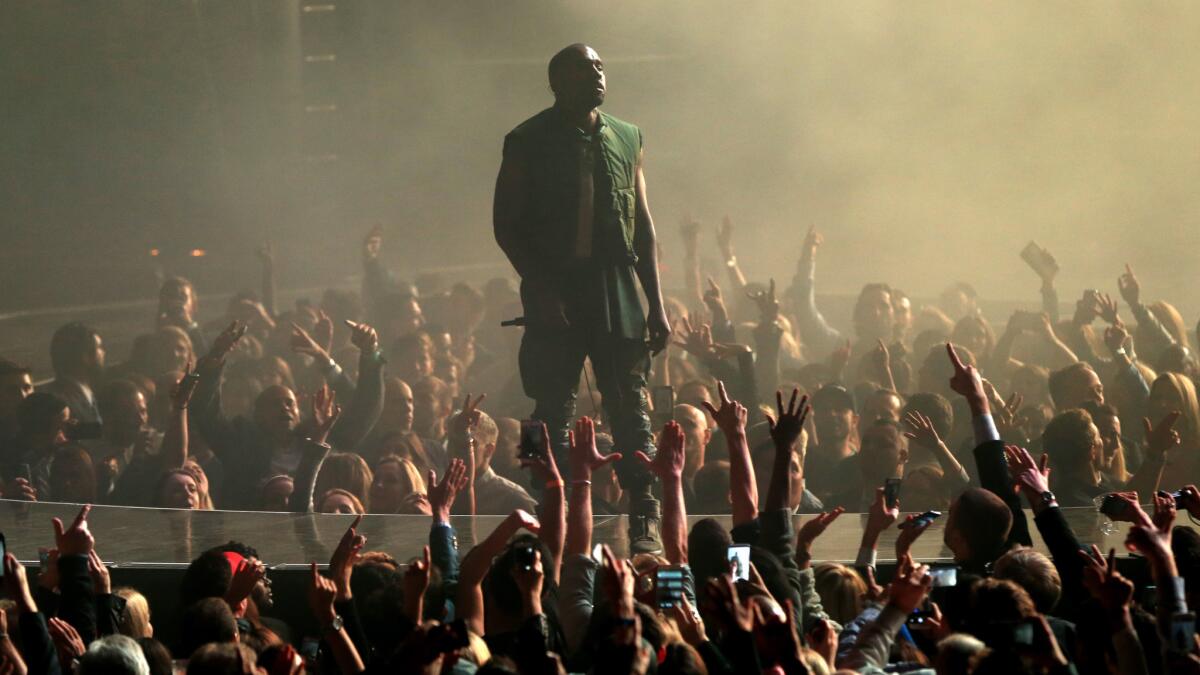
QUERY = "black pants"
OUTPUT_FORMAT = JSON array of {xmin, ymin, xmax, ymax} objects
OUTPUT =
[{"xmin": 519, "ymin": 322, "xmax": 658, "ymax": 515}]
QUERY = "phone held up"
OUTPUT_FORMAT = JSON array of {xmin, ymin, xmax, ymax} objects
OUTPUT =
[{"xmin": 519, "ymin": 420, "xmax": 546, "ymax": 462}]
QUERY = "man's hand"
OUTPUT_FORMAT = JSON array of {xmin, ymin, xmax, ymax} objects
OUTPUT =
[
  {"xmin": 669, "ymin": 597, "xmax": 707, "ymax": 646},
  {"xmin": 1125, "ymin": 491, "xmax": 1177, "ymax": 580},
  {"xmin": 428, "ymin": 459, "xmax": 468, "ymax": 523},
  {"xmin": 48, "ymin": 618, "xmax": 85, "ymax": 667},
  {"xmin": 902, "ymin": 411, "xmax": 943, "ymax": 450},
  {"xmin": 1176, "ymin": 484, "xmax": 1200, "ymax": 521},
  {"xmin": 801, "ymin": 225, "xmax": 823, "ymax": 259},
  {"xmin": 1003, "ymin": 445, "xmax": 1052, "ymax": 509},
  {"xmin": 307, "ymin": 563, "xmax": 338, "ymax": 625},
  {"xmin": 702, "ymin": 277, "xmax": 726, "ymax": 319},
  {"xmin": 4, "ymin": 554, "xmax": 36, "ymax": 613},
  {"xmin": 796, "ymin": 507, "xmax": 845, "ymax": 568},
  {"xmin": 1103, "ymin": 492, "xmax": 1153, "ymax": 528},
  {"xmin": 205, "ymin": 321, "xmax": 247, "ymax": 364},
  {"xmin": 345, "ymin": 320, "xmax": 379, "ymax": 354},
  {"xmin": 403, "ymin": 546, "xmax": 433, "ymax": 620},
  {"xmin": 513, "ymin": 545, "xmax": 546, "ymax": 617},
  {"xmin": 447, "ymin": 393, "xmax": 486, "ymax": 444},
  {"xmin": 766, "ymin": 388, "xmax": 809, "ymax": 452},
  {"xmin": 1096, "ymin": 292, "xmax": 1120, "ymax": 325},
  {"xmin": 87, "ymin": 550, "xmax": 111, "ymax": 595},
  {"xmin": 226, "ymin": 557, "xmax": 267, "ymax": 609},
  {"xmin": 52, "ymin": 505, "xmax": 94, "ymax": 557},
  {"xmin": 291, "ymin": 323, "xmax": 331, "ymax": 363},
  {"xmin": 863, "ymin": 487, "xmax": 900, "ymax": 543},
  {"xmin": 716, "ymin": 216, "xmax": 736, "ymax": 261},
  {"xmin": 502, "ymin": 509, "xmax": 541, "ymax": 539},
  {"xmin": 636, "ymin": 421, "xmax": 684, "ymax": 484},
  {"xmin": 702, "ymin": 574, "xmax": 754, "ymax": 633},
  {"xmin": 1144, "ymin": 412, "xmax": 1182, "ymax": 458},
  {"xmin": 701, "ymin": 381, "xmax": 747, "ymax": 439},
  {"xmin": 946, "ymin": 343, "xmax": 988, "ymax": 414},
  {"xmin": 1118, "ymin": 264, "xmax": 1141, "ymax": 307},
  {"xmin": 329, "ymin": 515, "xmax": 366, "ymax": 603},
  {"xmin": 569, "ymin": 416, "xmax": 622, "ymax": 483},
  {"xmin": 895, "ymin": 514, "xmax": 934, "ymax": 566},
  {"xmin": 3, "ymin": 478, "xmax": 36, "ymax": 502},
  {"xmin": 519, "ymin": 421, "xmax": 561, "ymax": 484},
  {"xmin": 171, "ymin": 362, "xmax": 200, "ymax": 411},
  {"xmin": 1079, "ymin": 547, "xmax": 1135, "ymax": 621},
  {"xmin": 1104, "ymin": 323, "xmax": 1131, "ymax": 356},
  {"xmin": 746, "ymin": 279, "xmax": 779, "ymax": 323},
  {"xmin": 310, "ymin": 384, "xmax": 341, "ymax": 445},
  {"xmin": 648, "ymin": 306, "xmax": 672, "ymax": 356},
  {"xmin": 887, "ymin": 562, "xmax": 933, "ymax": 614}
]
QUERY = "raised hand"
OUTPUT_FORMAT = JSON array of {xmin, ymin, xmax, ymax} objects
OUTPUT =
[
  {"xmin": 801, "ymin": 225, "xmax": 823, "ymax": 258},
  {"xmin": 87, "ymin": 549, "xmax": 111, "ymax": 595},
  {"xmin": 870, "ymin": 338, "xmax": 891, "ymax": 374},
  {"xmin": 1143, "ymin": 412, "xmax": 1182, "ymax": 458},
  {"xmin": 636, "ymin": 421, "xmax": 684, "ymax": 484},
  {"xmin": 946, "ymin": 343, "xmax": 987, "ymax": 413},
  {"xmin": 402, "ymin": 545, "xmax": 433, "ymax": 620},
  {"xmin": 311, "ymin": 384, "xmax": 341, "ymax": 444},
  {"xmin": 345, "ymin": 320, "xmax": 379, "ymax": 354},
  {"xmin": 701, "ymin": 381, "xmax": 747, "ymax": 437},
  {"xmin": 1104, "ymin": 492, "xmax": 1153, "ymax": 528},
  {"xmin": 4, "ymin": 554, "xmax": 36, "ymax": 612},
  {"xmin": 307, "ymin": 562, "xmax": 338, "ymax": 624},
  {"xmin": 1096, "ymin": 292, "xmax": 1120, "ymax": 325},
  {"xmin": 1176, "ymin": 484, "xmax": 1200, "ymax": 521},
  {"xmin": 702, "ymin": 277, "xmax": 726, "ymax": 316},
  {"xmin": 503, "ymin": 509, "xmax": 541, "ymax": 538},
  {"xmin": 598, "ymin": 545, "xmax": 636, "ymax": 619},
  {"xmin": 895, "ymin": 514, "xmax": 934, "ymax": 565},
  {"xmin": 1104, "ymin": 323, "xmax": 1131, "ymax": 355},
  {"xmin": 428, "ymin": 459, "xmax": 469, "ymax": 522},
  {"xmin": 887, "ymin": 562, "xmax": 933, "ymax": 614},
  {"xmin": 863, "ymin": 487, "xmax": 900, "ymax": 541},
  {"xmin": 448, "ymin": 393, "xmax": 486, "ymax": 442},
  {"xmin": 703, "ymin": 574, "xmax": 754, "ymax": 633},
  {"xmin": 329, "ymin": 515, "xmax": 366, "ymax": 602},
  {"xmin": 1003, "ymin": 445, "xmax": 1052, "ymax": 506},
  {"xmin": 206, "ymin": 321, "xmax": 247, "ymax": 363},
  {"xmin": 766, "ymin": 388, "xmax": 809, "ymax": 452},
  {"xmin": 830, "ymin": 339, "xmax": 852, "ymax": 376},
  {"xmin": 48, "ymin": 618, "xmax": 85, "ymax": 667},
  {"xmin": 171, "ymin": 361, "xmax": 200, "ymax": 410},
  {"xmin": 518, "ymin": 421, "xmax": 561, "ymax": 484},
  {"xmin": 1079, "ymin": 547, "xmax": 1135, "ymax": 617},
  {"xmin": 52, "ymin": 505, "xmax": 94, "ymax": 556},
  {"xmin": 226, "ymin": 557, "xmax": 267, "ymax": 608},
  {"xmin": 569, "ymin": 416, "xmax": 622, "ymax": 482},
  {"xmin": 993, "ymin": 391, "xmax": 1025, "ymax": 442},
  {"xmin": 716, "ymin": 216, "xmax": 735, "ymax": 260},
  {"xmin": 902, "ymin": 410, "xmax": 943, "ymax": 450},
  {"xmin": 1125, "ymin": 492, "xmax": 1177, "ymax": 579},
  {"xmin": 256, "ymin": 240, "xmax": 274, "ymax": 268},
  {"xmin": 796, "ymin": 507, "xmax": 845, "ymax": 567},
  {"xmin": 1118, "ymin": 264, "xmax": 1141, "ymax": 306},
  {"xmin": 669, "ymin": 596, "xmax": 708, "ymax": 646},
  {"xmin": 290, "ymin": 322, "xmax": 331, "ymax": 362},
  {"xmin": 746, "ymin": 278, "xmax": 779, "ymax": 323}
]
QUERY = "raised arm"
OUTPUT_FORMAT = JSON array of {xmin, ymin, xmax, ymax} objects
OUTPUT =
[
  {"xmin": 564, "ymin": 417, "xmax": 621, "ymax": 557},
  {"xmin": 749, "ymin": 280, "xmax": 783, "ymax": 401},
  {"xmin": 681, "ymin": 215, "xmax": 705, "ymax": 309},
  {"xmin": 192, "ymin": 321, "xmax": 248, "ymax": 454},
  {"xmin": 637, "ymin": 421, "xmax": 687, "ymax": 564},
  {"xmin": 160, "ymin": 364, "xmax": 199, "ymax": 470},
  {"xmin": 715, "ymin": 216, "xmax": 748, "ymax": 293},
  {"xmin": 764, "ymin": 389, "xmax": 809, "ymax": 513},
  {"xmin": 520, "ymin": 422, "xmax": 564, "ymax": 584},
  {"xmin": 788, "ymin": 226, "xmax": 843, "ymax": 359},
  {"xmin": 327, "ymin": 321, "xmax": 384, "ymax": 452},
  {"xmin": 1119, "ymin": 264, "xmax": 1177, "ymax": 357},
  {"xmin": 308, "ymin": 563, "xmax": 365, "ymax": 674},
  {"xmin": 445, "ymin": 394, "xmax": 485, "ymax": 516},
  {"xmin": 702, "ymin": 381, "xmax": 756, "ymax": 525},
  {"xmin": 256, "ymin": 241, "xmax": 278, "ymax": 321},
  {"xmin": 456, "ymin": 509, "xmax": 540, "ymax": 637}
]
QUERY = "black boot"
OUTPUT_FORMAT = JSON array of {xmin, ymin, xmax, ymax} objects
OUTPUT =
[{"xmin": 627, "ymin": 501, "xmax": 662, "ymax": 555}]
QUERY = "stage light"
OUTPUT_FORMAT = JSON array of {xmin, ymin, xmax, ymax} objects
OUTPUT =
[
  {"xmin": 190, "ymin": 248, "xmax": 207, "ymax": 257},
  {"xmin": 149, "ymin": 248, "xmax": 160, "ymax": 257}
]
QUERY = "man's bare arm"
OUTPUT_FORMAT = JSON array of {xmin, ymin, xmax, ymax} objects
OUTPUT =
[{"xmin": 633, "ymin": 151, "xmax": 670, "ymax": 352}]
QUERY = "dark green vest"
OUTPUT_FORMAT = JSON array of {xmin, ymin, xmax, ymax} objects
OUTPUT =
[{"xmin": 503, "ymin": 107, "xmax": 643, "ymax": 274}]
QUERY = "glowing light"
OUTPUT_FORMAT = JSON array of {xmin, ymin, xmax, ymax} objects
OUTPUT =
[
  {"xmin": 190, "ymin": 249, "xmax": 206, "ymax": 257},
  {"xmin": 149, "ymin": 248, "xmax": 160, "ymax": 257}
]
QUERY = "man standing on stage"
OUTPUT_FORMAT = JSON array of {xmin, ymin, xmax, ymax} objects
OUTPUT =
[{"xmin": 493, "ymin": 43, "xmax": 671, "ymax": 552}]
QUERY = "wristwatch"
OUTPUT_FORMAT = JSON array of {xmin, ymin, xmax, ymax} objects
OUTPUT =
[
  {"xmin": 1039, "ymin": 490, "xmax": 1058, "ymax": 509},
  {"xmin": 323, "ymin": 615, "xmax": 344, "ymax": 634}
]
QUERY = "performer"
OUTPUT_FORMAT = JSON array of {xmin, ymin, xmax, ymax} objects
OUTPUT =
[{"xmin": 493, "ymin": 43, "xmax": 671, "ymax": 552}]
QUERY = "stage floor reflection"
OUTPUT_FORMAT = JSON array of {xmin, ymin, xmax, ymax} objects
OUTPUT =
[{"xmin": 0, "ymin": 500, "xmax": 1167, "ymax": 567}]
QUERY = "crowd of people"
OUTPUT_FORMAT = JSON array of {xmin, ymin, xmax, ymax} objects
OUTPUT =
[{"xmin": 1, "ymin": 220, "xmax": 1200, "ymax": 673}]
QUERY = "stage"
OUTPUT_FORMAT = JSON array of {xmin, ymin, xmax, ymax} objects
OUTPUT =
[{"xmin": 0, "ymin": 500, "xmax": 1163, "ymax": 568}]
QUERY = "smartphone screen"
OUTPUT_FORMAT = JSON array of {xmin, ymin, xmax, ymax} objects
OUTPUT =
[
  {"xmin": 656, "ymin": 565, "xmax": 686, "ymax": 609},
  {"xmin": 901, "ymin": 510, "xmax": 942, "ymax": 530},
  {"xmin": 519, "ymin": 420, "xmax": 545, "ymax": 460},
  {"xmin": 727, "ymin": 545, "xmax": 751, "ymax": 582},
  {"xmin": 652, "ymin": 386, "xmax": 675, "ymax": 425},
  {"xmin": 591, "ymin": 543, "xmax": 604, "ymax": 563},
  {"xmin": 884, "ymin": 478, "xmax": 902, "ymax": 509},
  {"xmin": 928, "ymin": 565, "xmax": 957, "ymax": 588}
]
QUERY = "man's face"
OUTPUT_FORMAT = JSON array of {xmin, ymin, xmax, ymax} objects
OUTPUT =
[
  {"xmin": 382, "ymin": 379, "xmax": 415, "ymax": 432},
  {"xmin": 673, "ymin": 404, "xmax": 711, "ymax": 476},
  {"xmin": 253, "ymin": 386, "xmax": 300, "ymax": 438},
  {"xmin": 553, "ymin": 46, "xmax": 606, "ymax": 109},
  {"xmin": 859, "ymin": 425, "xmax": 906, "ymax": 485},
  {"xmin": 0, "ymin": 372, "xmax": 34, "ymax": 422},
  {"xmin": 853, "ymin": 288, "xmax": 894, "ymax": 341},
  {"xmin": 85, "ymin": 334, "xmax": 107, "ymax": 378},
  {"xmin": 1095, "ymin": 413, "xmax": 1122, "ymax": 455},
  {"xmin": 1063, "ymin": 368, "xmax": 1104, "ymax": 410},
  {"xmin": 110, "ymin": 391, "xmax": 149, "ymax": 438},
  {"xmin": 412, "ymin": 386, "xmax": 443, "ymax": 433},
  {"xmin": 893, "ymin": 296, "xmax": 913, "ymax": 338},
  {"xmin": 159, "ymin": 284, "xmax": 195, "ymax": 322},
  {"xmin": 862, "ymin": 392, "xmax": 902, "ymax": 423},
  {"xmin": 814, "ymin": 404, "xmax": 855, "ymax": 446}
]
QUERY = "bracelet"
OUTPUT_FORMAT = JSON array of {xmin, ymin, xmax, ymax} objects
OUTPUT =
[{"xmin": 544, "ymin": 479, "xmax": 565, "ymax": 490}]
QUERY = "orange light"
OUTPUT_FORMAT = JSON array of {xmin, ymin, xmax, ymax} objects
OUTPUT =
[
  {"xmin": 149, "ymin": 248, "xmax": 160, "ymax": 257},
  {"xmin": 190, "ymin": 248, "xmax": 207, "ymax": 258}
]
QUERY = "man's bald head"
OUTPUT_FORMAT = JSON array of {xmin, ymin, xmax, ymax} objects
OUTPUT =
[{"xmin": 548, "ymin": 44, "xmax": 605, "ymax": 108}]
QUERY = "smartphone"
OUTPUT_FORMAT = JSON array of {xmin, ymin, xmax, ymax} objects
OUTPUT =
[
  {"xmin": 1141, "ymin": 585, "xmax": 1158, "ymax": 611},
  {"xmin": 1020, "ymin": 241, "xmax": 1058, "ymax": 278},
  {"xmin": 652, "ymin": 386, "xmax": 675, "ymax": 425},
  {"xmin": 727, "ymin": 545, "xmax": 751, "ymax": 582},
  {"xmin": 1169, "ymin": 613, "xmax": 1197, "ymax": 653},
  {"xmin": 592, "ymin": 543, "xmax": 604, "ymax": 563},
  {"xmin": 656, "ymin": 565, "xmax": 686, "ymax": 609},
  {"xmin": 900, "ymin": 510, "xmax": 942, "ymax": 530},
  {"xmin": 515, "ymin": 545, "xmax": 537, "ymax": 572},
  {"xmin": 884, "ymin": 478, "xmax": 902, "ymax": 510},
  {"xmin": 1098, "ymin": 493, "xmax": 1125, "ymax": 518},
  {"xmin": 928, "ymin": 564, "xmax": 958, "ymax": 588},
  {"xmin": 518, "ymin": 420, "xmax": 546, "ymax": 461},
  {"xmin": 906, "ymin": 598, "xmax": 933, "ymax": 626}
]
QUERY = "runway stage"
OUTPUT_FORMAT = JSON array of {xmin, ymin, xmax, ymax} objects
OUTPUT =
[{"xmin": 0, "ymin": 500, "xmax": 1168, "ymax": 568}]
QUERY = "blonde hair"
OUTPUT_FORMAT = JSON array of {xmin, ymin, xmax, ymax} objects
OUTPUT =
[
  {"xmin": 1149, "ymin": 301, "xmax": 1190, "ymax": 350},
  {"xmin": 813, "ymin": 562, "xmax": 867, "ymax": 625},
  {"xmin": 376, "ymin": 455, "xmax": 426, "ymax": 495},
  {"xmin": 315, "ymin": 452, "xmax": 373, "ymax": 508},
  {"xmin": 115, "ymin": 587, "xmax": 152, "ymax": 639},
  {"xmin": 1152, "ymin": 372, "xmax": 1200, "ymax": 448},
  {"xmin": 318, "ymin": 488, "xmax": 366, "ymax": 515}
]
